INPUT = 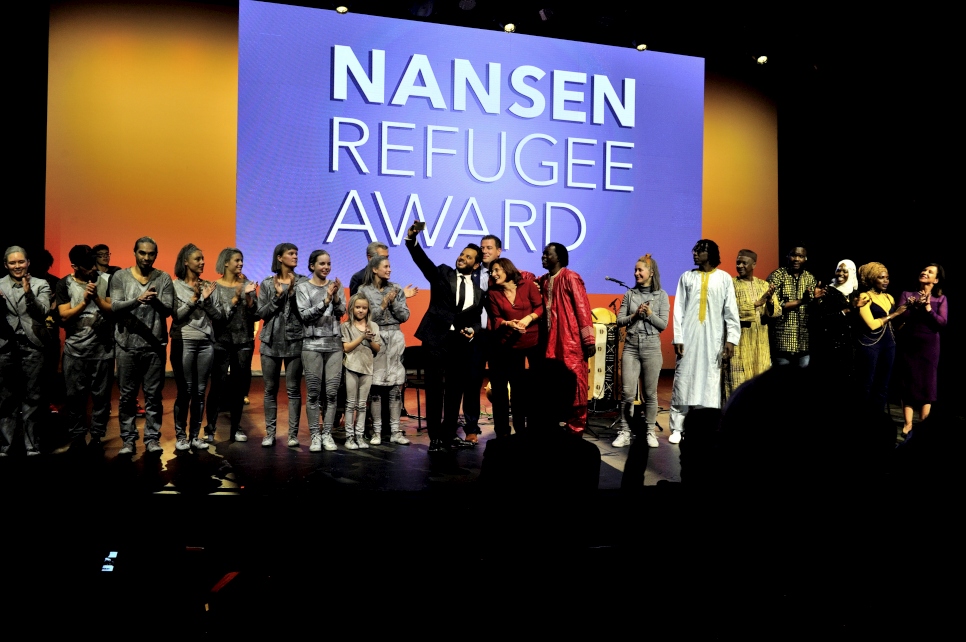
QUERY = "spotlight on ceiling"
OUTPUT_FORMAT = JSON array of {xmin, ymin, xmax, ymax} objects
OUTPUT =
[
  {"xmin": 757, "ymin": 55, "xmax": 768, "ymax": 65},
  {"xmin": 636, "ymin": 43, "xmax": 648, "ymax": 51},
  {"xmin": 410, "ymin": 1, "xmax": 434, "ymax": 17},
  {"xmin": 503, "ymin": 23, "xmax": 516, "ymax": 33},
  {"xmin": 335, "ymin": 6, "xmax": 348, "ymax": 14},
  {"xmin": 539, "ymin": 9, "xmax": 554, "ymax": 21}
]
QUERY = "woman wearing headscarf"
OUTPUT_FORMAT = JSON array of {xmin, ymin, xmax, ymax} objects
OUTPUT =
[{"xmin": 808, "ymin": 259, "xmax": 858, "ymax": 378}]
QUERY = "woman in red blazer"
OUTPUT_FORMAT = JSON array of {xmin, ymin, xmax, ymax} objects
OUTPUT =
[{"xmin": 486, "ymin": 258, "xmax": 544, "ymax": 438}]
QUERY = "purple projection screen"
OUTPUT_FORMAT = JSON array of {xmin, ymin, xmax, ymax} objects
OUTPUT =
[{"xmin": 237, "ymin": 1, "xmax": 704, "ymax": 291}]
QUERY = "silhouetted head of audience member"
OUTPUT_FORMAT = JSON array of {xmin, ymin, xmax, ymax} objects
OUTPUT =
[
  {"xmin": 720, "ymin": 365, "xmax": 895, "ymax": 500},
  {"xmin": 480, "ymin": 357, "xmax": 601, "ymax": 493}
]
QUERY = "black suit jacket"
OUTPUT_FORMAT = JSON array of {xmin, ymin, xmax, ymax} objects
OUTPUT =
[
  {"xmin": 348, "ymin": 266, "xmax": 367, "ymax": 296},
  {"xmin": 406, "ymin": 238, "xmax": 484, "ymax": 353}
]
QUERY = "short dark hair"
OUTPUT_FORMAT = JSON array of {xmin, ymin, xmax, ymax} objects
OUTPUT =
[
  {"xmin": 693, "ymin": 239, "xmax": 721, "ymax": 268},
  {"xmin": 489, "ymin": 257, "xmax": 522, "ymax": 286},
  {"xmin": 174, "ymin": 243, "xmax": 201, "ymax": 280},
  {"xmin": 92, "ymin": 244, "xmax": 110, "ymax": 254},
  {"xmin": 133, "ymin": 236, "xmax": 158, "ymax": 253},
  {"xmin": 738, "ymin": 249, "xmax": 758, "ymax": 263},
  {"xmin": 271, "ymin": 242, "xmax": 298, "ymax": 273},
  {"xmin": 307, "ymin": 249, "xmax": 330, "ymax": 271},
  {"xmin": 481, "ymin": 235, "xmax": 502, "ymax": 249},
  {"xmin": 547, "ymin": 242, "xmax": 569, "ymax": 267},
  {"xmin": 464, "ymin": 243, "xmax": 482, "ymax": 265},
  {"xmin": 69, "ymin": 245, "xmax": 96, "ymax": 270},
  {"xmin": 216, "ymin": 247, "xmax": 243, "ymax": 276}
]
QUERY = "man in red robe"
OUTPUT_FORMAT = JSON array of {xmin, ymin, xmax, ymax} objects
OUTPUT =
[{"xmin": 538, "ymin": 243, "xmax": 596, "ymax": 434}]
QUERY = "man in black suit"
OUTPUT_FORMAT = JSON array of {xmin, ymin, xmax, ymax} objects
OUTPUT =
[{"xmin": 405, "ymin": 224, "xmax": 484, "ymax": 453}]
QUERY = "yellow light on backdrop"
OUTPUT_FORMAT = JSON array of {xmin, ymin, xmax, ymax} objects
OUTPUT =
[{"xmin": 46, "ymin": 3, "xmax": 238, "ymax": 277}]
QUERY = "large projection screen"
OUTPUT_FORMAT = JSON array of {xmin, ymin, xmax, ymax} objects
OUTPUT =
[
  {"xmin": 46, "ymin": 1, "xmax": 777, "ymax": 368},
  {"xmin": 237, "ymin": 0, "xmax": 704, "ymax": 290}
]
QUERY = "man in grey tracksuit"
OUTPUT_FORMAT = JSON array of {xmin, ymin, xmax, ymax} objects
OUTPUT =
[{"xmin": 110, "ymin": 237, "xmax": 174, "ymax": 455}]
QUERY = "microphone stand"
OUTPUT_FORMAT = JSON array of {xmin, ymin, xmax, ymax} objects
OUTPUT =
[{"xmin": 588, "ymin": 279, "xmax": 635, "ymax": 434}]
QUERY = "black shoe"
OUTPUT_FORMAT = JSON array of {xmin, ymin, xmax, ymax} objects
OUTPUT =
[
  {"xmin": 428, "ymin": 439, "xmax": 449, "ymax": 453},
  {"xmin": 450, "ymin": 437, "xmax": 475, "ymax": 449}
]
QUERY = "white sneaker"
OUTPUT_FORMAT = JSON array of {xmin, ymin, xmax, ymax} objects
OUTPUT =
[
  {"xmin": 287, "ymin": 436, "xmax": 300, "ymax": 448},
  {"xmin": 646, "ymin": 433, "xmax": 659, "ymax": 448},
  {"xmin": 370, "ymin": 433, "xmax": 382, "ymax": 445},
  {"xmin": 390, "ymin": 432, "xmax": 410, "ymax": 445},
  {"xmin": 668, "ymin": 430, "xmax": 683, "ymax": 444},
  {"xmin": 356, "ymin": 435, "xmax": 370, "ymax": 449},
  {"xmin": 192, "ymin": 437, "xmax": 209, "ymax": 450},
  {"xmin": 611, "ymin": 431, "xmax": 631, "ymax": 448},
  {"xmin": 261, "ymin": 435, "xmax": 275, "ymax": 447},
  {"xmin": 321, "ymin": 434, "xmax": 337, "ymax": 451},
  {"xmin": 345, "ymin": 436, "xmax": 359, "ymax": 450},
  {"xmin": 176, "ymin": 438, "xmax": 191, "ymax": 451},
  {"xmin": 233, "ymin": 431, "xmax": 248, "ymax": 442},
  {"xmin": 310, "ymin": 434, "xmax": 323, "ymax": 452}
]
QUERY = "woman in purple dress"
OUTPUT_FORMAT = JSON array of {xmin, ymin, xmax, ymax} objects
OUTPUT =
[{"xmin": 896, "ymin": 263, "xmax": 947, "ymax": 435}]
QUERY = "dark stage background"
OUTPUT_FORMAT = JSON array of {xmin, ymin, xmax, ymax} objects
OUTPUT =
[{"xmin": 4, "ymin": 3, "xmax": 959, "ymax": 630}]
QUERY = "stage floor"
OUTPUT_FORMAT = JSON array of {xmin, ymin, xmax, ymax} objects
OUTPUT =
[
  {"xmin": 9, "ymin": 372, "xmax": 681, "ymax": 495},
  {"xmin": 6, "ymin": 372, "xmax": 951, "ymax": 633}
]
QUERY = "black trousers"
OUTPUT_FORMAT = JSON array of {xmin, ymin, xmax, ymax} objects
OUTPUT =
[{"xmin": 424, "ymin": 332, "xmax": 480, "ymax": 441}]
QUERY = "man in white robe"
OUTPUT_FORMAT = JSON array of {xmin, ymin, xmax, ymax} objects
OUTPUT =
[{"xmin": 669, "ymin": 239, "xmax": 741, "ymax": 443}]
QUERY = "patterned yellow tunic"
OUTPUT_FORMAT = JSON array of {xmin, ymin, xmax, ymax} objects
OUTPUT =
[{"xmin": 724, "ymin": 276, "xmax": 780, "ymax": 399}]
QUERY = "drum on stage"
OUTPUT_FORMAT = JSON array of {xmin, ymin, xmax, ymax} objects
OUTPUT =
[{"xmin": 589, "ymin": 308, "xmax": 619, "ymax": 402}]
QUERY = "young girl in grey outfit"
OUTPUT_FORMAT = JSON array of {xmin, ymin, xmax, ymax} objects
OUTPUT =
[
  {"xmin": 341, "ymin": 293, "xmax": 381, "ymax": 449},
  {"xmin": 358, "ymin": 254, "xmax": 411, "ymax": 445},
  {"xmin": 296, "ymin": 250, "xmax": 345, "ymax": 452}
]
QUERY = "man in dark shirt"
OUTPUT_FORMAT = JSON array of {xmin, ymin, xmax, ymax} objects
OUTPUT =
[
  {"xmin": 92, "ymin": 244, "xmax": 122, "ymax": 276},
  {"xmin": 767, "ymin": 246, "xmax": 819, "ymax": 367},
  {"xmin": 56, "ymin": 245, "xmax": 114, "ymax": 449}
]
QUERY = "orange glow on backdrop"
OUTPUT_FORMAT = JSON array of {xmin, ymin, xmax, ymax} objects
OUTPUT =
[
  {"xmin": 46, "ymin": 2, "xmax": 238, "ymax": 278},
  {"xmin": 45, "ymin": 3, "xmax": 777, "ymax": 370},
  {"xmin": 702, "ymin": 76, "xmax": 779, "ymax": 276}
]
